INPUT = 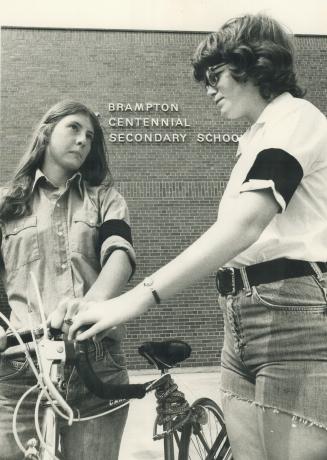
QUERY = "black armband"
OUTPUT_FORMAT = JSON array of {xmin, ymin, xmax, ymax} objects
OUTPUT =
[
  {"xmin": 99, "ymin": 219, "xmax": 133, "ymax": 248},
  {"xmin": 243, "ymin": 148, "xmax": 303, "ymax": 205}
]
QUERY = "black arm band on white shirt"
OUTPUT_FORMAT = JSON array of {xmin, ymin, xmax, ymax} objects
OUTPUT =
[{"xmin": 243, "ymin": 148, "xmax": 304, "ymax": 205}]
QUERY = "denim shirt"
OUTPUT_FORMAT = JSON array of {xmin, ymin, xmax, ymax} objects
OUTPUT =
[{"xmin": 0, "ymin": 170, "xmax": 136, "ymax": 329}]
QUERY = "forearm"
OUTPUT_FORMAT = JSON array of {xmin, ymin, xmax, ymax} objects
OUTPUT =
[
  {"xmin": 84, "ymin": 250, "xmax": 132, "ymax": 340},
  {"xmin": 151, "ymin": 216, "xmax": 258, "ymax": 299},
  {"xmin": 130, "ymin": 190, "xmax": 279, "ymax": 308},
  {"xmin": 85, "ymin": 249, "xmax": 132, "ymax": 301},
  {"xmin": 129, "ymin": 214, "xmax": 259, "ymax": 312}
]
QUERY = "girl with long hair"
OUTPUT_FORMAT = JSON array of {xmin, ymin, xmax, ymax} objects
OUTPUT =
[{"xmin": 0, "ymin": 100, "xmax": 135, "ymax": 460}]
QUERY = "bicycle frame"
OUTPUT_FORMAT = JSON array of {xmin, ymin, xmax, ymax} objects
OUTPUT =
[
  {"xmin": 40, "ymin": 404, "xmax": 60, "ymax": 460},
  {"xmin": 153, "ymin": 369, "xmax": 184, "ymax": 460},
  {"xmin": 36, "ymin": 369, "xmax": 62, "ymax": 460},
  {"xmin": 161, "ymin": 372, "xmax": 178, "ymax": 460}
]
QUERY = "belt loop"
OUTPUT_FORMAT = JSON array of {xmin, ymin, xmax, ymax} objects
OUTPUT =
[
  {"xmin": 240, "ymin": 267, "xmax": 252, "ymax": 296},
  {"xmin": 93, "ymin": 337, "xmax": 104, "ymax": 361},
  {"xmin": 309, "ymin": 262, "xmax": 324, "ymax": 282}
]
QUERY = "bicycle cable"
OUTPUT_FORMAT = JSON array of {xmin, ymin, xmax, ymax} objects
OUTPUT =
[{"xmin": 12, "ymin": 384, "xmax": 39, "ymax": 456}]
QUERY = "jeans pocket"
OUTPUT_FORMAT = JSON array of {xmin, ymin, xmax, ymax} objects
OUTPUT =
[
  {"xmin": 0, "ymin": 357, "xmax": 29, "ymax": 381},
  {"xmin": 103, "ymin": 349, "xmax": 127, "ymax": 371},
  {"xmin": 252, "ymin": 275, "xmax": 327, "ymax": 311}
]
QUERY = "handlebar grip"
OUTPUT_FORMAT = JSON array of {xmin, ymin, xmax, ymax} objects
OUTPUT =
[
  {"xmin": 5, "ymin": 327, "xmax": 62, "ymax": 349},
  {"xmin": 6, "ymin": 330, "xmax": 34, "ymax": 348},
  {"xmin": 75, "ymin": 341, "xmax": 147, "ymax": 400}
]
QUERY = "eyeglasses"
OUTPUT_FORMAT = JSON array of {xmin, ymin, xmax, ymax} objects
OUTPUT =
[{"xmin": 205, "ymin": 63, "xmax": 227, "ymax": 88}]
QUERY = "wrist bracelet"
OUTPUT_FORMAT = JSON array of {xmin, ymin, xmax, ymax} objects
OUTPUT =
[{"xmin": 143, "ymin": 277, "xmax": 161, "ymax": 305}]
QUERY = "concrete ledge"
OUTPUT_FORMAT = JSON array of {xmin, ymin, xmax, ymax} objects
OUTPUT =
[{"xmin": 129, "ymin": 365, "xmax": 221, "ymax": 375}]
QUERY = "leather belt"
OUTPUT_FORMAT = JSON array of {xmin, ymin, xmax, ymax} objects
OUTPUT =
[{"xmin": 215, "ymin": 258, "xmax": 327, "ymax": 296}]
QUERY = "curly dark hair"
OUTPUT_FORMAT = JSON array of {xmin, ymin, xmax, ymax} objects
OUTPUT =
[
  {"xmin": 0, "ymin": 100, "xmax": 113, "ymax": 221},
  {"xmin": 192, "ymin": 14, "xmax": 305, "ymax": 100}
]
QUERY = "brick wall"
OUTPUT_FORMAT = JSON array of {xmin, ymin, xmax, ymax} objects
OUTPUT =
[{"xmin": 1, "ymin": 28, "xmax": 326, "ymax": 369}]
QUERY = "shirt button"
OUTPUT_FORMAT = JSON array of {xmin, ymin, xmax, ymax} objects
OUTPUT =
[
  {"xmin": 57, "ymin": 231, "xmax": 63, "ymax": 236},
  {"xmin": 61, "ymin": 263, "xmax": 67, "ymax": 269},
  {"xmin": 56, "ymin": 203, "xmax": 60, "ymax": 208}
]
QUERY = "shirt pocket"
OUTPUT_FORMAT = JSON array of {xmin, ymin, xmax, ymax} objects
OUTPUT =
[
  {"xmin": 70, "ymin": 209, "xmax": 100, "ymax": 260},
  {"xmin": 1, "ymin": 216, "xmax": 40, "ymax": 271}
]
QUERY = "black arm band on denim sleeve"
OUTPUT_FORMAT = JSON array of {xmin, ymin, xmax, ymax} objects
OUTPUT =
[
  {"xmin": 243, "ymin": 148, "xmax": 303, "ymax": 205},
  {"xmin": 99, "ymin": 219, "xmax": 133, "ymax": 248}
]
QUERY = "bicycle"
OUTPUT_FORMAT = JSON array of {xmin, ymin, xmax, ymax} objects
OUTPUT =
[
  {"xmin": 0, "ymin": 277, "xmax": 232, "ymax": 460},
  {"xmin": 1, "ymin": 326, "xmax": 232, "ymax": 460}
]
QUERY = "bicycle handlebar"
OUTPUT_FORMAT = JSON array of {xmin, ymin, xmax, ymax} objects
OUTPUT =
[
  {"xmin": 2, "ymin": 326, "xmax": 148, "ymax": 401},
  {"xmin": 75, "ymin": 341, "xmax": 147, "ymax": 400},
  {"xmin": 5, "ymin": 327, "xmax": 62, "ymax": 348}
]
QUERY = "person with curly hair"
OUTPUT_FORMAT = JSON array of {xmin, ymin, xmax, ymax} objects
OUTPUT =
[
  {"xmin": 0, "ymin": 100, "xmax": 135, "ymax": 459},
  {"xmin": 64, "ymin": 15, "xmax": 326, "ymax": 459}
]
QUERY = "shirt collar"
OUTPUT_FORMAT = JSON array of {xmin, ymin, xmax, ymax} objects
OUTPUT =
[
  {"xmin": 32, "ymin": 169, "xmax": 46, "ymax": 192},
  {"xmin": 254, "ymin": 92, "xmax": 293, "ymax": 125},
  {"xmin": 32, "ymin": 169, "xmax": 83, "ymax": 195},
  {"xmin": 236, "ymin": 92, "xmax": 294, "ymax": 157}
]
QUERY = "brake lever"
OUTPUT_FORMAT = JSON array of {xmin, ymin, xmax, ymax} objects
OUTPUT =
[
  {"xmin": 37, "ymin": 334, "xmax": 74, "ymax": 425},
  {"xmin": 25, "ymin": 272, "xmax": 75, "ymax": 423}
]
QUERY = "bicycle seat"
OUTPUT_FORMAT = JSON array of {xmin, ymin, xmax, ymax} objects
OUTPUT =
[{"xmin": 138, "ymin": 340, "xmax": 191, "ymax": 371}]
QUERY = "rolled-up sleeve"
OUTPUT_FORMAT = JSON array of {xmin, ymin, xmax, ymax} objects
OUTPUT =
[
  {"xmin": 241, "ymin": 148, "xmax": 303, "ymax": 211},
  {"xmin": 98, "ymin": 187, "xmax": 136, "ymax": 275},
  {"xmin": 240, "ymin": 103, "xmax": 325, "ymax": 212}
]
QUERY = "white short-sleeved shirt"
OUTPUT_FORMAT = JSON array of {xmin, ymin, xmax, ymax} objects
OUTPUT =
[{"xmin": 218, "ymin": 92, "xmax": 327, "ymax": 267}]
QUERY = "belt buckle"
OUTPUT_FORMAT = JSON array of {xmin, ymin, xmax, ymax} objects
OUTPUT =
[
  {"xmin": 216, "ymin": 267, "xmax": 236, "ymax": 296},
  {"xmin": 226, "ymin": 267, "xmax": 236, "ymax": 295}
]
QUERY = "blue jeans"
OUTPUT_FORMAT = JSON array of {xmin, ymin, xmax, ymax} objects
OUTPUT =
[
  {"xmin": 219, "ymin": 272, "xmax": 327, "ymax": 459},
  {"xmin": 0, "ymin": 338, "xmax": 129, "ymax": 460}
]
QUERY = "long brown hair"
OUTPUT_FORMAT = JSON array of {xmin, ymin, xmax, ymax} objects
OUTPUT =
[{"xmin": 0, "ymin": 100, "xmax": 113, "ymax": 221}]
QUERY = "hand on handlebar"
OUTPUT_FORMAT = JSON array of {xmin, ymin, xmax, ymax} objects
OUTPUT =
[
  {"xmin": 67, "ymin": 299, "xmax": 116, "ymax": 341},
  {"xmin": 68, "ymin": 289, "xmax": 150, "ymax": 342},
  {"xmin": 48, "ymin": 297, "xmax": 83, "ymax": 334},
  {"xmin": 49, "ymin": 298, "xmax": 125, "ymax": 342}
]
